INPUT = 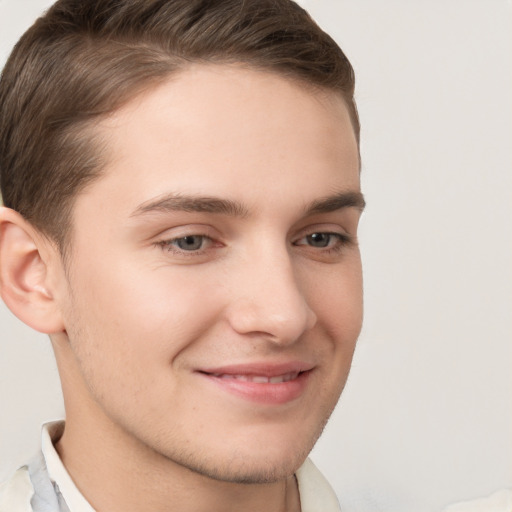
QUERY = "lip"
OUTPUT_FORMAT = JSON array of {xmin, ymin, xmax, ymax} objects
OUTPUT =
[{"xmin": 196, "ymin": 361, "xmax": 314, "ymax": 405}]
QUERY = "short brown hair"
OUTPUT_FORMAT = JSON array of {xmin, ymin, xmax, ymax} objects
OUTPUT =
[{"xmin": 0, "ymin": 0, "xmax": 359, "ymax": 250}]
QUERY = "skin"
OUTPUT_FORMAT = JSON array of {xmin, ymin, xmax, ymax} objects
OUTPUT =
[{"xmin": 0, "ymin": 64, "xmax": 363, "ymax": 512}]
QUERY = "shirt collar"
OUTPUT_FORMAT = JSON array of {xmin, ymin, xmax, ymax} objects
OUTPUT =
[
  {"xmin": 41, "ymin": 421, "xmax": 96, "ymax": 512},
  {"xmin": 295, "ymin": 458, "xmax": 341, "ymax": 512}
]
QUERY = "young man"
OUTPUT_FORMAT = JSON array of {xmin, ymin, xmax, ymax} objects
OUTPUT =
[{"xmin": 0, "ymin": 1, "xmax": 365, "ymax": 511}]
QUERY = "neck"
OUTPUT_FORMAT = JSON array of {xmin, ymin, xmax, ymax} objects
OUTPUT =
[{"xmin": 55, "ymin": 410, "xmax": 300, "ymax": 512}]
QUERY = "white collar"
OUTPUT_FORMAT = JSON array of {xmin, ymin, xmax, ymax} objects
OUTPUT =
[
  {"xmin": 41, "ymin": 422, "xmax": 95, "ymax": 512},
  {"xmin": 41, "ymin": 421, "xmax": 340, "ymax": 512},
  {"xmin": 296, "ymin": 458, "xmax": 341, "ymax": 512}
]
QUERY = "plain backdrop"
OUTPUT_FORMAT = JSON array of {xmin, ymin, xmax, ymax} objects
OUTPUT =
[{"xmin": 1, "ymin": 1, "xmax": 511, "ymax": 511}]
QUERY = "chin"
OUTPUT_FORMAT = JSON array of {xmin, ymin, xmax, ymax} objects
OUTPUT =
[
  {"xmin": 177, "ymin": 449, "xmax": 310, "ymax": 485},
  {"xmin": 162, "ymin": 419, "xmax": 328, "ymax": 485}
]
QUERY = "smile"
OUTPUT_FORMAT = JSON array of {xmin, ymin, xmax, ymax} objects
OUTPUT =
[
  {"xmin": 197, "ymin": 363, "xmax": 314, "ymax": 405},
  {"xmin": 209, "ymin": 372, "xmax": 300, "ymax": 384}
]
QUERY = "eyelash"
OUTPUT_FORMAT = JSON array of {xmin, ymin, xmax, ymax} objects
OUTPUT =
[
  {"xmin": 156, "ymin": 231, "xmax": 352, "ymax": 257},
  {"xmin": 157, "ymin": 234, "xmax": 214, "ymax": 256},
  {"xmin": 293, "ymin": 232, "xmax": 353, "ymax": 254}
]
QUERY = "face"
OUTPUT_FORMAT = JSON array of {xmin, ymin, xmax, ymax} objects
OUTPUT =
[{"xmin": 55, "ymin": 64, "xmax": 364, "ymax": 483}]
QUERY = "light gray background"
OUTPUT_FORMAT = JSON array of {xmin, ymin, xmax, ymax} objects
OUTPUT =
[{"xmin": 1, "ymin": 1, "xmax": 511, "ymax": 511}]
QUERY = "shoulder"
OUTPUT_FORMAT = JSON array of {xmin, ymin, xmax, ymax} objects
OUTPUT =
[{"xmin": 0, "ymin": 466, "xmax": 34, "ymax": 512}]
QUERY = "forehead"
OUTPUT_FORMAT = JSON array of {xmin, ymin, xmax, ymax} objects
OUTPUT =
[{"xmin": 77, "ymin": 64, "xmax": 360, "ymax": 220}]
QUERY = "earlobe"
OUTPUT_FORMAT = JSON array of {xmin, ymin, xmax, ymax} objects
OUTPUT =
[{"xmin": 0, "ymin": 206, "xmax": 65, "ymax": 334}]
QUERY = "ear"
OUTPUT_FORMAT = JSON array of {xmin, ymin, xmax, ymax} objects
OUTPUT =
[{"xmin": 0, "ymin": 206, "xmax": 66, "ymax": 334}]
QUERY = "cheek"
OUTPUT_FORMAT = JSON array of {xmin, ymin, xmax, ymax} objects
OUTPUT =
[
  {"xmin": 305, "ymin": 257, "xmax": 363, "ymax": 341},
  {"xmin": 63, "ymin": 255, "xmax": 226, "ymax": 382},
  {"xmin": 61, "ymin": 270, "xmax": 228, "ymax": 428}
]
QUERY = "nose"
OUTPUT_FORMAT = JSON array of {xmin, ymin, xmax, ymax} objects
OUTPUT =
[{"xmin": 225, "ymin": 248, "xmax": 317, "ymax": 345}]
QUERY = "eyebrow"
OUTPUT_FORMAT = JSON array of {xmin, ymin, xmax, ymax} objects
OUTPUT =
[
  {"xmin": 305, "ymin": 191, "xmax": 366, "ymax": 215},
  {"xmin": 131, "ymin": 194, "xmax": 249, "ymax": 218},
  {"xmin": 130, "ymin": 190, "xmax": 365, "ymax": 218}
]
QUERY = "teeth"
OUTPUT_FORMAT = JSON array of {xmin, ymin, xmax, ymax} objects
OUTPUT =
[{"xmin": 212, "ymin": 372, "xmax": 299, "ymax": 383}]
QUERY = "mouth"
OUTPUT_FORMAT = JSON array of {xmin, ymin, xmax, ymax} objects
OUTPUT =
[
  {"xmin": 196, "ymin": 363, "xmax": 314, "ymax": 405},
  {"xmin": 207, "ymin": 371, "xmax": 300, "ymax": 384}
]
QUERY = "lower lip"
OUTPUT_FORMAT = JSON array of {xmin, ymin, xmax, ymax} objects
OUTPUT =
[{"xmin": 199, "ymin": 371, "xmax": 312, "ymax": 405}]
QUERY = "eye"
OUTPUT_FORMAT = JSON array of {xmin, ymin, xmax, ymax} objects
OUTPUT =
[
  {"xmin": 295, "ymin": 232, "xmax": 350, "ymax": 250},
  {"xmin": 158, "ymin": 234, "xmax": 212, "ymax": 253},
  {"xmin": 292, "ymin": 230, "xmax": 355, "ymax": 263},
  {"xmin": 304, "ymin": 233, "xmax": 335, "ymax": 248},
  {"xmin": 173, "ymin": 235, "xmax": 207, "ymax": 251}
]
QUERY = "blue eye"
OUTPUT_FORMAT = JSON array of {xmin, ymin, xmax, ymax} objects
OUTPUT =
[
  {"xmin": 305, "ymin": 233, "xmax": 334, "ymax": 248},
  {"xmin": 299, "ymin": 232, "xmax": 349, "ymax": 248},
  {"xmin": 173, "ymin": 235, "xmax": 206, "ymax": 251},
  {"xmin": 294, "ymin": 231, "xmax": 352, "ymax": 259},
  {"xmin": 159, "ymin": 234, "xmax": 211, "ymax": 253}
]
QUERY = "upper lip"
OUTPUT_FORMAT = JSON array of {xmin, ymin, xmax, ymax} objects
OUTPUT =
[{"xmin": 197, "ymin": 361, "xmax": 315, "ymax": 377}]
